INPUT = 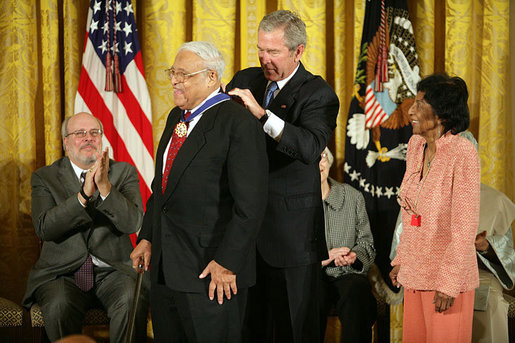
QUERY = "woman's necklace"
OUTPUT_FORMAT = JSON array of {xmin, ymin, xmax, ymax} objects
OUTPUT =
[{"xmin": 425, "ymin": 147, "xmax": 436, "ymax": 168}]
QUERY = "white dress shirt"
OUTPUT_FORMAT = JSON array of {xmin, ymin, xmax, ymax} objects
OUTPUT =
[
  {"xmin": 263, "ymin": 64, "xmax": 300, "ymax": 141},
  {"xmin": 70, "ymin": 160, "xmax": 111, "ymax": 268}
]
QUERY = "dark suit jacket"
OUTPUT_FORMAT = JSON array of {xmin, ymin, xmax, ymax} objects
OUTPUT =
[
  {"xmin": 23, "ymin": 157, "xmax": 143, "ymax": 308},
  {"xmin": 138, "ymin": 99, "xmax": 268, "ymax": 293},
  {"xmin": 227, "ymin": 63, "xmax": 339, "ymax": 268}
]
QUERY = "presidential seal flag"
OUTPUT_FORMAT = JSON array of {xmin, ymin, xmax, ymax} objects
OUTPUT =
[
  {"xmin": 74, "ymin": 0, "xmax": 154, "ymax": 229},
  {"xmin": 344, "ymin": 0, "xmax": 420, "ymax": 295}
]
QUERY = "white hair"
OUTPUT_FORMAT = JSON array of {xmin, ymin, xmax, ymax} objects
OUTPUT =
[
  {"xmin": 178, "ymin": 41, "xmax": 225, "ymax": 81},
  {"xmin": 323, "ymin": 147, "xmax": 334, "ymax": 167}
]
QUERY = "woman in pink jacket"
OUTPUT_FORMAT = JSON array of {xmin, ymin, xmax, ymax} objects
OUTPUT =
[{"xmin": 390, "ymin": 74, "xmax": 480, "ymax": 343}]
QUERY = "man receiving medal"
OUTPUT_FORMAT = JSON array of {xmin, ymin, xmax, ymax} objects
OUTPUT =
[{"xmin": 130, "ymin": 41, "xmax": 268, "ymax": 343}]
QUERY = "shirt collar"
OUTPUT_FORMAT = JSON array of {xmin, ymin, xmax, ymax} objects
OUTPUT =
[
  {"xmin": 69, "ymin": 159, "xmax": 88, "ymax": 181},
  {"xmin": 184, "ymin": 88, "xmax": 221, "ymax": 114},
  {"xmin": 267, "ymin": 63, "xmax": 300, "ymax": 91}
]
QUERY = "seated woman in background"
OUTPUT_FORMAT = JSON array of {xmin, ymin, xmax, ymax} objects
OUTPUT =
[
  {"xmin": 389, "ymin": 73, "xmax": 480, "ymax": 343},
  {"xmin": 319, "ymin": 147, "xmax": 377, "ymax": 343}
]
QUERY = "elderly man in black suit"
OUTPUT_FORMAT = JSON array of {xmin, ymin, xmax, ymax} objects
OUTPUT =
[
  {"xmin": 130, "ymin": 41, "xmax": 268, "ymax": 343},
  {"xmin": 23, "ymin": 112, "xmax": 148, "ymax": 342},
  {"xmin": 227, "ymin": 9, "xmax": 339, "ymax": 343}
]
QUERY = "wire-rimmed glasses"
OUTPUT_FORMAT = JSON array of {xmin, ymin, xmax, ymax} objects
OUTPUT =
[
  {"xmin": 65, "ymin": 129, "xmax": 103, "ymax": 138},
  {"xmin": 165, "ymin": 68, "xmax": 209, "ymax": 82}
]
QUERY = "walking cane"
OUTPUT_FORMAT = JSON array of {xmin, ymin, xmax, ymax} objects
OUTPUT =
[{"xmin": 125, "ymin": 263, "xmax": 144, "ymax": 343}]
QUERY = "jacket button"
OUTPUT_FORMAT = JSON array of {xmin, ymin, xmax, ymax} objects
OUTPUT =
[{"xmin": 162, "ymin": 207, "xmax": 167, "ymax": 213}]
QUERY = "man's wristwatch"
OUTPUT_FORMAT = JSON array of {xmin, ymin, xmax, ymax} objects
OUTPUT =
[
  {"xmin": 80, "ymin": 184, "xmax": 91, "ymax": 204},
  {"xmin": 259, "ymin": 110, "xmax": 269, "ymax": 125}
]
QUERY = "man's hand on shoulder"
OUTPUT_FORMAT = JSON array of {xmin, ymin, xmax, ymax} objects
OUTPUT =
[
  {"xmin": 227, "ymin": 88, "xmax": 266, "ymax": 119},
  {"xmin": 199, "ymin": 260, "xmax": 237, "ymax": 305}
]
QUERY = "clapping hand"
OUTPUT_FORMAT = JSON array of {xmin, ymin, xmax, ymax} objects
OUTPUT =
[{"xmin": 94, "ymin": 147, "xmax": 111, "ymax": 197}]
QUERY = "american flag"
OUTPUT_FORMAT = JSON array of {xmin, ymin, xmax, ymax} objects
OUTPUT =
[
  {"xmin": 75, "ymin": 0, "xmax": 153, "ymax": 235},
  {"xmin": 344, "ymin": 0, "xmax": 420, "ymax": 292}
]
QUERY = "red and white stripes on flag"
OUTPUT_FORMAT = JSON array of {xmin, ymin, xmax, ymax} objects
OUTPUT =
[
  {"xmin": 365, "ymin": 84, "xmax": 388, "ymax": 129},
  {"xmin": 74, "ymin": 0, "xmax": 153, "ymax": 219}
]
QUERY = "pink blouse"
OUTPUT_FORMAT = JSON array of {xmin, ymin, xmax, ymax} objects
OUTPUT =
[{"xmin": 392, "ymin": 132, "xmax": 480, "ymax": 298}]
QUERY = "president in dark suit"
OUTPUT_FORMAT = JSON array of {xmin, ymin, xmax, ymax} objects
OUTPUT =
[
  {"xmin": 227, "ymin": 10, "xmax": 339, "ymax": 343},
  {"xmin": 130, "ymin": 41, "xmax": 268, "ymax": 343},
  {"xmin": 22, "ymin": 112, "xmax": 148, "ymax": 342}
]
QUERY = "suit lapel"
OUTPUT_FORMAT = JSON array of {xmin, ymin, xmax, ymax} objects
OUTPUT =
[
  {"xmin": 162, "ymin": 105, "xmax": 219, "ymax": 202},
  {"xmin": 60, "ymin": 157, "xmax": 91, "ymax": 241},
  {"xmin": 60, "ymin": 157, "xmax": 81, "ymax": 196},
  {"xmin": 250, "ymin": 74, "xmax": 268, "ymax": 108},
  {"xmin": 268, "ymin": 63, "xmax": 311, "ymax": 121}
]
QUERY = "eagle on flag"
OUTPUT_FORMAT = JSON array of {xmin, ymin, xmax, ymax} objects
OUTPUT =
[{"xmin": 344, "ymin": 0, "xmax": 420, "ymax": 296}]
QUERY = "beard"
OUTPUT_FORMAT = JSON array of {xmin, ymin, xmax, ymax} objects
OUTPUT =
[{"xmin": 67, "ymin": 143, "xmax": 100, "ymax": 168}]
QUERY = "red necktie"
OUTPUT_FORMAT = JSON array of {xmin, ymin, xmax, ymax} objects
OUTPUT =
[{"xmin": 162, "ymin": 111, "xmax": 191, "ymax": 193}]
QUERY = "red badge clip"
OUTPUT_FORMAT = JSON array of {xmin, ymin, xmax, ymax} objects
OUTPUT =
[{"xmin": 411, "ymin": 214, "xmax": 421, "ymax": 227}]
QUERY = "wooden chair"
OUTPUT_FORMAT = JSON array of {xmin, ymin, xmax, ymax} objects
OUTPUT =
[
  {"xmin": 30, "ymin": 303, "xmax": 109, "ymax": 343},
  {"xmin": 0, "ymin": 297, "xmax": 23, "ymax": 342}
]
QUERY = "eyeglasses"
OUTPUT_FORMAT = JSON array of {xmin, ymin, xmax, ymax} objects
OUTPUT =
[
  {"xmin": 65, "ymin": 129, "xmax": 103, "ymax": 138},
  {"xmin": 165, "ymin": 68, "xmax": 209, "ymax": 82}
]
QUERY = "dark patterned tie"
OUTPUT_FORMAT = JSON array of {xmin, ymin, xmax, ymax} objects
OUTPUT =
[
  {"xmin": 80, "ymin": 171, "xmax": 87, "ymax": 184},
  {"xmin": 162, "ymin": 111, "xmax": 191, "ymax": 193},
  {"xmin": 74, "ymin": 255, "xmax": 94, "ymax": 292},
  {"xmin": 262, "ymin": 81, "xmax": 278, "ymax": 109},
  {"xmin": 74, "ymin": 171, "xmax": 94, "ymax": 291}
]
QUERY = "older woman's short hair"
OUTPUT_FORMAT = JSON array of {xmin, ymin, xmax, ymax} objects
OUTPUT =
[
  {"xmin": 258, "ymin": 10, "xmax": 307, "ymax": 51},
  {"xmin": 178, "ymin": 41, "xmax": 225, "ymax": 81},
  {"xmin": 323, "ymin": 147, "xmax": 334, "ymax": 167},
  {"xmin": 416, "ymin": 73, "xmax": 470, "ymax": 134}
]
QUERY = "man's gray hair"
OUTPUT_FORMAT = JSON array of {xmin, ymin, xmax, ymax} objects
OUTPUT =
[
  {"xmin": 61, "ymin": 113, "xmax": 103, "ymax": 140},
  {"xmin": 178, "ymin": 41, "xmax": 225, "ymax": 81},
  {"xmin": 258, "ymin": 10, "xmax": 307, "ymax": 51}
]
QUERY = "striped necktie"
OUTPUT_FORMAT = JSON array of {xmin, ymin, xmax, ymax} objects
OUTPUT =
[{"xmin": 262, "ymin": 81, "xmax": 278, "ymax": 109}]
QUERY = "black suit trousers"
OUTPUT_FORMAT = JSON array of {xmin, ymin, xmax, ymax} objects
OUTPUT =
[
  {"xmin": 243, "ymin": 252, "xmax": 321, "ymax": 343},
  {"xmin": 151, "ymin": 280, "xmax": 248, "ymax": 343},
  {"xmin": 319, "ymin": 273, "xmax": 377, "ymax": 343}
]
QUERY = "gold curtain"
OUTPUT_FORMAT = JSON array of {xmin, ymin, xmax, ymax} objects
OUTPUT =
[{"xmin": 0, "ymin": 0, "xmax": 512, "ymax": 341}]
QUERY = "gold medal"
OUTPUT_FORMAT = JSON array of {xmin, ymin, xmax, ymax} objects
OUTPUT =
[{"xmin": 175, "ymin": 122, "xmax": 188, "ymax": 138}]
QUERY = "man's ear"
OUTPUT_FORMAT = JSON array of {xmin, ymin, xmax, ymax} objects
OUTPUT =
[
  {"xmin": 294, "ymin": 44, "xmax": 305, "ymax": 63},
  {"xmin": 209, "ymin": 70, "xmax": 219, "ymax": 85}
]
